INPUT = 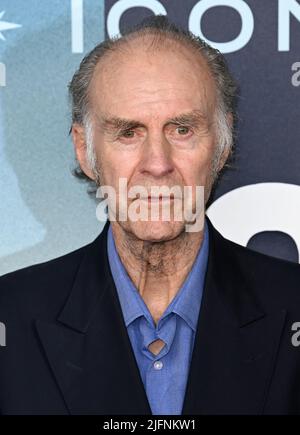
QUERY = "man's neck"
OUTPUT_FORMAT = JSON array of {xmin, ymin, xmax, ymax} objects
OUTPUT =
[{"xmin": 110, "ymin": 222, "xmax": 205, "ymax": 324}]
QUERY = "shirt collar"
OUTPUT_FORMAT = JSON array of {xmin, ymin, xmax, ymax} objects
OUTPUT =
[{"xmin": 107, "ymin": 219, "xmax": 209, "ymax": 331}]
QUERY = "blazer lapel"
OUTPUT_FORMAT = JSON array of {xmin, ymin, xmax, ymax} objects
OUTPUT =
[
  {"xmin": 35, "ymin": 220, "xmax": 152, "ymax": 415},
  {"xmin": 182, "ymin": 218, "xmax": 287, "ymax": 415}
]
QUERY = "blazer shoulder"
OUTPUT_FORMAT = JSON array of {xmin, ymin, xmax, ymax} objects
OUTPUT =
[{"xmin": 0, "ymin": 240, "xmax": 91, "ymax": 309}]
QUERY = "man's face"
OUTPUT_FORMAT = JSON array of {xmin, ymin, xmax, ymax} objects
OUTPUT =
[{"xmin": 77, "ymin": 39, "xmax": 224, "ymax": 241}]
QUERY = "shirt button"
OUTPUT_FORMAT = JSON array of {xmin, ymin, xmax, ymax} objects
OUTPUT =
[{"xmin": 153, "ymin": 360, "xmax": 163, "ymax": 370}]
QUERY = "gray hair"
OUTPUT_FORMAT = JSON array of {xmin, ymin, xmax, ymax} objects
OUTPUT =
[{"xmin": 68, "ymin": 14, "xmax": 238, "ymax": 194}]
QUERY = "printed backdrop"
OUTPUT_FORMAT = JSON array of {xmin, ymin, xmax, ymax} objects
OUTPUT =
[{"xmin": 0, "ymin": 0, "xmax": 300, "ymax": 275}]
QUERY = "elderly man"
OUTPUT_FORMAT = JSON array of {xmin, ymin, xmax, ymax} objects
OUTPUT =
[{"xmin": 1, "ymin": 15, "xmax": 300, "ymax": 416}]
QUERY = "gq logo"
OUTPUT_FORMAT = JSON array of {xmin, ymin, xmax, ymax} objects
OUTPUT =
[{"xmin": 291, "ymin": 322, "xmax": 300, "ymax": 347}]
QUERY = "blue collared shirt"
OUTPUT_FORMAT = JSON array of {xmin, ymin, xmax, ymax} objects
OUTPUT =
[{"xmin": 107, "ymin": 219, "xmax": 209, "ymax": 415}]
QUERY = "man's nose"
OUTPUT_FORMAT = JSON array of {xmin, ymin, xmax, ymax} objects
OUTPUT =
[{"xmin": 139, "ymin": 134, "xmax": 174, "ymax": 179}]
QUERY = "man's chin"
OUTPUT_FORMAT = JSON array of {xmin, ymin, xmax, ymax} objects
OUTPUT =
[{"xmin": 126, "ymin": 220, "xmax": 185, "ymax": 242}]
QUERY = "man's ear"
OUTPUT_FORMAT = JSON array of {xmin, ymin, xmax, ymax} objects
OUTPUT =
[{"xmin": 71, "ymin": 123, "xmax": 95, "ymax": 180}]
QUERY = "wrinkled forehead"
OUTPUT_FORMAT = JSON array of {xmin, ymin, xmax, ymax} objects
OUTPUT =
[{"xmin": 89, "ymin": 35, "xmax": 217, "ymax": 120}]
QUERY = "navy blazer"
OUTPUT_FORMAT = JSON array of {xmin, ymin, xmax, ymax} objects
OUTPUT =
[{"xmin": 1, "ymin": 217, "xmax": 300, "ymax": 415}]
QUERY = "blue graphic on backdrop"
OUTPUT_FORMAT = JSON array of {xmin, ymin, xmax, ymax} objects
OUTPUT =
[{"xmin": 0, "ymin": 0, "xmax": 105, "ymax": 275}]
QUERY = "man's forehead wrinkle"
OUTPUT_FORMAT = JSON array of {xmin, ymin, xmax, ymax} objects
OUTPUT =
[
  {"xmin": 90, "ymin": 40, "xmax": 215, "ymax": 108},
  {"xmin": 95, "ymin": 109, "xmax": 209, "ymax": 133}
]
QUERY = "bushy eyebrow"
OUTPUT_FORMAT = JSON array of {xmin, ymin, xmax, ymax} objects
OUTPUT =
[{"xmin": 96, "ymin": 109, "xmax": 209, "ymax": 134}]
